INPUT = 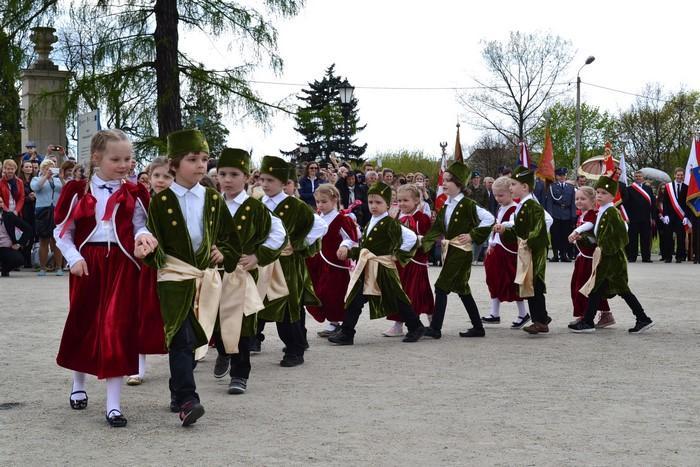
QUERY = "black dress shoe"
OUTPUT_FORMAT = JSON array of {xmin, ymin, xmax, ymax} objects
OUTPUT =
[
  {"xmin": 280, "ymin": 355, "xmax": 304, "ymax": 367},
  {"xmin": 328, "ymin": 330, "xmax": 354, "ymax": 345},
  {"xmin": 105, "ymin": 409, "xmax": 128, "ymax": 428},
  {"xmin": 248, "ymin": 338, "xmax": 262, "ymax": 353},
  {"xmin": 549, "ymin": 257, "xmax": 560, "ymax": 262},
  {"xmin": 642, "ymin": 259, "xmax": 652, "ymax": 263},
  {"xmin": 402, "ymin": 325, "xmax": 425, "ymax": 342},
  {"xmin": 481, "ymin": 315, "xmax": 501, "ymax": 323},
  {"xmin": 459, "ymin": 327, "xmax": 485, "ymax": 337},
  {"xmin": 423, "ymin": 327, "xmax": 442, "ymax": 339},
  {"xmin": 664, "ymin": 259, "xmax": 672, "ymax": 263}
]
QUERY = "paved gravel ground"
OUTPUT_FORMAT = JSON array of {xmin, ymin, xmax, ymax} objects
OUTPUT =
[{"xmin": 1, "ymin": 261, "xmax": 699, "ymax": 466}]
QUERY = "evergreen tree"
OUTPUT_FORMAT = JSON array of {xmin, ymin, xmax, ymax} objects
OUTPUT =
[
  {"xmin": 294, "ymin": 64, "xmax": 367, "ymax": 164},
  {"xmin": 182, "ymin": 76, "xmax": 229, "ymax": 160}
]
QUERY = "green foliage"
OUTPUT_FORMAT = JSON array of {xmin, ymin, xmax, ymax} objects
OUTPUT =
[
  {"xmin": 294, "ymin": 64, "xmax": 367, "ymax": 164},
  {"xmin": 529, "ymin": 101, "xmax": 617, "ymax": 171},
  {"xmin": 369, "ymin": 150, "xmax": 440, "ymax": 182}
]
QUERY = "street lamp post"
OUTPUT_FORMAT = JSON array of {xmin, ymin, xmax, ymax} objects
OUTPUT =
[
  {"xmin": 337, "ymin": 79, "xmax": 355, "ymax": 162},
  {"xmin": 575, "ymin": 55, "xmax": 595, "ymax": 173}
]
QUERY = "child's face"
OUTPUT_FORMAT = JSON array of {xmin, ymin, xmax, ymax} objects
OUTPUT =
[
  {"xmin": 443, "ymin": 173, "xmax": 461, "ymax": 197},
  {"xmin": 596, "ymin": 188, "xmax": 614, "ymax": 206},
  {"xmin": 575, "ymin": 191, "xmax": 593, "ymax": 211},
  {"xmin": 397, "ymin": 191, "xmax": 419, "ymax": 214},
  {"xmin": 174, "ymin": 152, "xmax": 208, "ymax": 188},
  {"xmin": 218, "ymin": 167, "xmax": 246, "ymax": 196},
  {"xmin": 150, "ymin": 165, "xmax": 173, "ymax": 193},
  {"xmin": 368, "ymin": 194, "xmax": 388, "ymax": 216},
  {"xmin": 509, "ymin": 180, "xmax": 528, "ymax": 199},
  {"xmin": 315, "ymin": 194, "xmax": 336, "ymax": 214},
  {"xmin": 493, "ymin": 187, "xmax": 512, "ymax": 206},
  {"xmin": 138, "ymin": 173, "xmax": 150, "ymax": 189},
  {"xmin": 260, "ymin": 173, "xmax": 284, "ymax": 197},
  {"xmin": 283, "ymin": 180, "xmax": 296, "ymax": 196},
  {"xmin": 94, "ymin": 140, "xmax": 133, "ymax": 181}
]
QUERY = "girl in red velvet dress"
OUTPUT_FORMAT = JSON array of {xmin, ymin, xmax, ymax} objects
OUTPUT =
[
  {"xmin": 306, "ymin": 184, "xmax": 359, "ymax": 337},
  {"xmin": 567, "ymin": 186, "xmax": 613, "ymax": 327},
  {"xmin": 383, "ymin": 184, "xmax": 434, "ymax": 337},
  {"xmin": 480, "ymin": 176, "xmax": 530, "ymax": 328},
  {"xmin": 53, "ymin": 129, "xmax": 158, "ymax": 428},
  {"xmin": 126, "ymin": 158, "xmax": 173, "ymax": 386}
]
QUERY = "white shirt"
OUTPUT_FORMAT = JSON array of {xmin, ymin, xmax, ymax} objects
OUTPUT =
[
  {"xmin": 443, "ymin": 193, "xmax": 494, "ymax": 230},
  {"xmin": 225, "ymin": 190, "xmax": 285, "ymax": 250},
  {"xmin": 54, "ymin": 175, "xmax": 149, "ymax": 267},
  {"xmin": 262, "ymin": 191, "xmax": 328, "ymax": 246},
  {"xmin": 503, "ymin": 193, "xmax": 554, "ymax": 232},
  {"xmin": 574, "ymin": 210, "xmax": 595, "ymax": 235},
  {"xmin": 170, "ymin": 181, "xmax": 206, "ymax": 252},
  {"xmin": 345, "ymin": 211, "xmax": 416, "ymax": 252},
  {"xmin": 488, "ymin": 202, "xmax": 516, "ymax": 247},
  {"xmin": 594, "ymin": 202, "xmax": 614, "ymax": 235}
]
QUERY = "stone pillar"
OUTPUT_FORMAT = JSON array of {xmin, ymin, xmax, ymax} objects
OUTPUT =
[{"xmin": 20, "ymin": 27, "xmax": 70, "ymax": 160}]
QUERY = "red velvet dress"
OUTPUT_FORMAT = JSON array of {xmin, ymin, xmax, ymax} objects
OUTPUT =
[
  {"xmin": 306, "ymin": 212, "xmax": 358, "ymax": 323},
  {"xmin": 571, "ymin": 210, "xmax": 610, "ymax": 317},
  {"xmin": 54, "ymin": 180, "xmax": 148, "ymax": 378},
  {"xmin": 389, "ymin": 211, "xmax": 434, "ymax": 320},
  {"xmin": 137, "ymin": 264, "xmax": 167, "ymax": 354},
  {"xmin": 484, "ymin": 205, "xmax": 520, "ymax": 302}
]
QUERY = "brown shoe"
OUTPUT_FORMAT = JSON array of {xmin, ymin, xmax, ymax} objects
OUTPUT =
[{"xmin": 523, "ymin": 322, "xmax": 549, "ymax": 334}]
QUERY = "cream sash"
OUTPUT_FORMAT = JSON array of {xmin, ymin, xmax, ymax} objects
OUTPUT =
[
  {"xmin": 344, "ymin": 248, "xmax": 397, "ymax": 301},
  {"xmin": 157, "ymin": 255, "xmax": 222, "ymax": 360},
  {"xmin": 578, "ymin": 246, "xmax": 602, "ymax": 297},
  {"xmin": 441, "ymin": 236, "xmax": 473, "ymax": 264},
  {"xmin": 514, "ymin": 238, "xmax": 535, "ymax": 298},
  {"xmin": 218, "ymin": 265, "xmax": 266, "ymax": 354},
  {"xmin": 256, "ymin": 243, "xmax": 293, "ymax": 301}
]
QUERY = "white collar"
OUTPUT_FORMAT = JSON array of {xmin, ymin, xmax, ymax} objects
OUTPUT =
[
  {"xmin": 598, "ymin": 202, "xmax": 614, "ymax": 213},
  {"xmin": 92, "ymin": 174, "xmax": 121, "ymax": 187},
  {"xmin": 370, "ymin": 212, "xmax": 389, "ymax": 222},
  {"xmin": 171, "ymin": 181, "xmax": 205, "ymax": 198},
  {"xmin": 226, "ymin": 190, "xmax": 248, "ymax": 205},
  {"xmin": 321, "ymin": 209, "xmax": 339, "ymax": 223},
  {"xmin": 518, "ymin": 193, "xmax": 534, "ymax": 206},
  {"xmin": 400, "ymin": 207, "xmax": 419, "ymax": 218},
  {"xmin": 447, "ymin": 193, "xmax": 464, "ymax": 205},
  {"xmin": 262, "ymin": 191, "xmax": 288, "ymax": 206}
]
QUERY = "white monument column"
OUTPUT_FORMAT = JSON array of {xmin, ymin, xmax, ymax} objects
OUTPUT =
[{"xmin": 20, "ymin": 27, "xmax": 70, "ymax": 158}]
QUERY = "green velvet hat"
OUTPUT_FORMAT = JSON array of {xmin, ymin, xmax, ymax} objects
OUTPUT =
[
  {"xmin": 166, "ymin": 129, "xmax": 209, "ymax": 159},
  {"xmin": 511, "ymin": 165, "xmax": 535, "ymax": 190},
  {"xmin": 218, "ymin": 148, "xmax": 251, "ymax": 175},
  {"xmin": 445, "ymin": 161, "xmax": 472, "ymax": 186},
  {"xmin": 287, "ymin": 163, "xmax": 298, "ymax": 183},
  {"xmin": 260, "ymin": 155, "xmax": 289, "ymax": 183},
  {"xmin": 367, "ymin": 181, "xmax": 392, "ymax": 205},
  {"xmin": 595, "ymin": 175, "xmax": 618, "ymax": 196}
]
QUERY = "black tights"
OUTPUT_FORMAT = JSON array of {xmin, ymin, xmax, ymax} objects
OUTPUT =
[{"xmin": 429, "ymin": 287, "xmax": 482, "ymax": 331}]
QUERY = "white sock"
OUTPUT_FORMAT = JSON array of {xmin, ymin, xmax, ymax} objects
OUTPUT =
[
  {"xmin": 106, "ymin": 377, "xmax": 122, "ymax": 415},
  {"xmin": 516, "ymin": 301, "xmax": 527, "ymax": 318},
  {"xmin": 138, "ymin": 354, "xmax": 146, "ymax": 379},
  {"xmin": 71, "ymin": 371, "xmax": 87, "ymax": 401},
  {"xmin": 324, "ymin": 322, "xmax": 337, "ymax": 331},
  {"xmin": 490, "ymin": 298, "xmax": 501, "ymax": 318}
]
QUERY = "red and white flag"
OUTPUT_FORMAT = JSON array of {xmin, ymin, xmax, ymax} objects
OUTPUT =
[
  {"xmin": 684, "ymin": 137, "xmax": 699, "ymax": 186},
  {"xmin": 518, "ymin": 141, "xmax": 530, "ymax": 168}
]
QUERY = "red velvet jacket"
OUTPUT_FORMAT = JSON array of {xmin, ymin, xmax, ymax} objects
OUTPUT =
[
  {"xmin": 0, "ymin": 176, "xmax": 25, "ymax": 216},
  {"xmin": 54, "ymin": 179, "xmax": 150, "ymax": 266}
]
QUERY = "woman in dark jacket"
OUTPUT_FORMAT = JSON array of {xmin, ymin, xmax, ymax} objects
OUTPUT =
[
  {"xmin": 298, "ymin": 161, "xmax": 325, "ymax": 208},
  {"xmin": 18, "ymin": 161, "xmax": 36, "ymax": 267}
]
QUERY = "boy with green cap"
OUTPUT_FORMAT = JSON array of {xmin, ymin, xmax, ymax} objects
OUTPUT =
[
  {"xmin": 568, "ymin": 170, "xmax": 654, "ymax": 333},
  {"xmin": 493, "ymin": 165, "xmax": 551, "ymax": 334},
  {"xmin": 137, "ymin": 129, "xmax": 241, "ymax": 426},
  {"xmin": 256, "ymin": 155, "xmax": 327, "ymax": 367},
  {"xmin": 421, "ymin": 161, "xmax": 495, "ymax": 339},
  {"xmin": 329, "ymin": 181, "xmax": 426, "ymax": 345},
  {"xmin": 211, "ymin": 148, "xmax": 287, "ymax": 393}
]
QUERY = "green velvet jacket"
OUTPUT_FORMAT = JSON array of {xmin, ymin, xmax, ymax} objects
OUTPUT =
[
  {"xmin": 345, "ymin": 215, "xmax": 415, "ymax": 320},
  {"xmin": 421, "ymin": 197, "xmax": 492, "ymax": 296},
  {"xmin": 257, "ymin": 195, "xmax": 321, "ymax": 323},
  {"xmin": 145, "ymin": 187, "xmax": 240, "ymax": 349},
  {"xmin": 509, "ymin": 198, "xmax": 549, "ymax": 290},
  {"xmin": 592, "ymin": 206, "xmax": 631, "ymax": 297},
  {"xmin": 230, "ymin": 196, "xmax": 286, "ymax": 337}
]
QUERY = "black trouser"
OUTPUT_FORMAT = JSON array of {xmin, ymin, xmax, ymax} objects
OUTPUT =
[
  {"xmin": 277, "ymin": 307, "xmax": 306, "ymax": 358},
  {"xmin": 627, "ymin": 221, "xmax": 652, "ymax": 262},
  {"xmin": 0, "ymin": 247, "xmax": 24, "ymax": 275},
  {"xmin": 694, "ymin": 218, "xmax": 700, "ymax": 263},
  {"xmin": 169, "ymin": 315, "xmax": 199, "ymax": 405},
  {"xmin": 662, "ymin": 221, "xmax": 686, "ymax": 261},
  {"xmin": 582, "ymin": 279, "xmax": 649, "ymax": 325},
  {"xmin": 213, "ymin": 330, "xmax": 252, "ymax": 379},
  {"xmin": 429, "ymin": 287, "xmax": 482, "ymax": 332},
  {"xmin": 551, "ymin": 219, "xmax": 574, "ymax": 259},
  {"xmin": 526, "ymin": 278, "xmax": 549, "ymax": 325},
  {"xmin": 342, "ymin": 293, "xmax": 421, "ymax": 337}
]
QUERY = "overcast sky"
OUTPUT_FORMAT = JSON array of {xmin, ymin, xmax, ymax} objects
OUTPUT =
[{"xmin": 185, "ymin": 0, "xmax": 700, "ymax": 161}]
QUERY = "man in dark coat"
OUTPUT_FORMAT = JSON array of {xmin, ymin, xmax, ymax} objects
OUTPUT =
[
  {"xmin": 622, "ymin": 170, "xmax": 656, "ymax": 262},
  {"xmin": 544, "ymin": 167, "xmax": 576, "ymax": 262},
  {"xmin": 659, "ymin": 168, "xmax": 690, "ymax": 263}
]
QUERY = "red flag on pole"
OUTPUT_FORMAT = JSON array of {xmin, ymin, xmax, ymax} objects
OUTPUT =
[{"xmin": 537, "ymin": 126, "xmax": 555, "ymax": 182}]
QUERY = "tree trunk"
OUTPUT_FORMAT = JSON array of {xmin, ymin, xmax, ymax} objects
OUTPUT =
[{"xmin": 154, "ymin": 0, "xmax": 181, "ymax": 140}]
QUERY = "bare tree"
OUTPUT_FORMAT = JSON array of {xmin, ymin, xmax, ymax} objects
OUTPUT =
[
  {"xmin": 459, "ymin": 31, "xmax": 574, "ymax": 145},
  {"xmin": 467, "ymin": 133, "xmax": 514, "ymax": 177}
]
